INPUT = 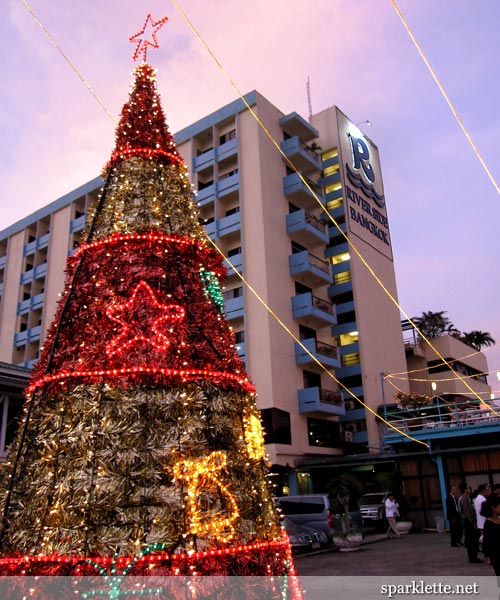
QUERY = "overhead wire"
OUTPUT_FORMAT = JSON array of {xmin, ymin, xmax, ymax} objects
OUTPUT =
[
  {"xmin": 389, "ymin": 0, "xmax": 500, "ymax": 197},
  {"xmin": 20, "ymin": 0, "xmax": 117, "ymax": 125}
]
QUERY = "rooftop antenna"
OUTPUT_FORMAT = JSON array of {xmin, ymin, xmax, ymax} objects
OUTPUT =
[{"xmin": 306, "ymin": 76, "xmax": 313, "ymax": 119}]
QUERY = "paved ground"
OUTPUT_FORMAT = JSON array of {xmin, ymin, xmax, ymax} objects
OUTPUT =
[{"xmin": 294, "ymin": 530, "xmax": 495, "ymax": 576}]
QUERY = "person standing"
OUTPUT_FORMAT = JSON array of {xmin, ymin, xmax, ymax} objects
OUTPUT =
[
  {"xmin": 446, "ymin": 484, "xmax": 463, "ymax": 547},
  {"xmin": 480, "ymin": 495, "xmax": 500, "ymax": 580},
  {"xmin": 459, "ymin": 483, "xmax": 481, "ymax": 563},
  {"xmin": 385, "ymin": 492, "xmax": 401, "ymax": 539},
  {"xmin": 474, "ymin": 484, "xmax": 488, "ymax": 545}
]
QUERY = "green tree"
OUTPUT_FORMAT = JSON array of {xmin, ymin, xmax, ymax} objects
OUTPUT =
[
  {"xmin": 460, "ymin": 330, "xmax": 496, "ymax": 351},
  {"xmin": 412, "ymin": 311, "xmax": 459, "ymax": 339}
]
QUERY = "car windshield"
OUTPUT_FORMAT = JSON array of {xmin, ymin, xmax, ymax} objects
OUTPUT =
[
  {"xmin": 359, "ymin": 494, "xmax": 385, "ymax": 505},
  {"xmin": 279, "ymin": 497, "xmax": 325, "ymax": 515}
]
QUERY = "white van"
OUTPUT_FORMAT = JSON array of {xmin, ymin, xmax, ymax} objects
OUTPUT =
[
  {"xmin": 278, "ymin": 494, "xmax": 363, "ymax": 539},
  {"xmin": 278, "ymin": 494, "xmax": 333, "ymax": 538}
]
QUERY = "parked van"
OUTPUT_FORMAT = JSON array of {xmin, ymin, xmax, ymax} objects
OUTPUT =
[{"xmin": 278, "ymin": 494, "xmax": 362, "ymax": 540}]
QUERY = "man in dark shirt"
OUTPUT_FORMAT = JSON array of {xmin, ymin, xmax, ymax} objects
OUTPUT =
[
  {"xmin": 446, "ymin": 484, "xmax": 463, "ymax": 547},
  {"xmin": 458, "ymin": 483, "xmax": 481, "ymax": 563}
]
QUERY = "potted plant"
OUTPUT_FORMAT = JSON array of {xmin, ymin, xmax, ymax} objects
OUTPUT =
[{"xmin": 327, "ymin": 474, "xmax": 363, "ymax": 551}]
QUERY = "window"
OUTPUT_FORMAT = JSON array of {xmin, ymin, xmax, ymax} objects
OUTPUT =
[
  {"xmin": 333, "ymin": 271, "xmax": 352, "ymax": 285},
  {"xmin": 295, "ymin": 282, "xmax": 312, "ymax": 295},
  {"xmin": 303, "ymin": 370, "xmax": 321, "ymax": 388},
  {"xmin": 225, "ymin": 207, "xmax": 240, "ymax": 217},
  {"xmin": 291, "ymin": 241, "xmax": 307, "ymax": 255},
  {"xmin": 227, "ymin": 247, "xmax": 241, "ymax": 257},
  {"xmin": 234, "ymin": 330, "xmax": 245, "ymax": 344},
  {"xmin": 307, "ymin": 418, "xmax": 340, "ymax": 448},
  {"xmin": 337, "ymin": 311, "xmax": 356, "ymax": 325},
  {"xmin": 219, "ymin": 129, "xmax": 236, "ymax": 145},
  {"xmin": 261, "ymin": 408, "xmax": 291, "ymax": 445},
  {"xmin": 299, "ymin": 325, "xmax": 316, "ymax": 340}
]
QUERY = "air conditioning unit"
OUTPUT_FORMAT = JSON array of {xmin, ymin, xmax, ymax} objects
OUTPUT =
[
  {"xmin": 344, "ymin": 400, "xmax": 355, "ymax": 411},
  {"xmin": 342, "ymin": 431, "xmax": 354, "ymax": 442}
]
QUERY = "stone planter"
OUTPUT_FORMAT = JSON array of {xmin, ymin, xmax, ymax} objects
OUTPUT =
[
  {"xmin": 396, "ymin": 520, "xmax": 412, "ymax": 535},
  {"xmin": 333, "ymin": 531, "xmax": 363, "ymax": 552}
]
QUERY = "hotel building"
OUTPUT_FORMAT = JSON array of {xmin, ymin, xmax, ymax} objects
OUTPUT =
[{"xmin": 0, "ymin": 90, "xmax": 424, "ymax": 491}]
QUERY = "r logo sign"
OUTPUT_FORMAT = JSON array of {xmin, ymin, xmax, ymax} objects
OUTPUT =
[{"xmin": 349, "ymin": 135, "xmax": 375, "ymax": 184}]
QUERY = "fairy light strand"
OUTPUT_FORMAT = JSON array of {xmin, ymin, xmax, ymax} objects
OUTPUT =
[
  {"xmin": 21, "ymin": 0, "xmax": 117, "ymax": 124},
  {"xmin": 390, "ymin": 0, "xmax": 500, "ymax": 196}
]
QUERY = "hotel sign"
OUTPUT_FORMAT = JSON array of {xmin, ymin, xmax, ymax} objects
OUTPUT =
[{"xmin": 336, "ymin": 108, "xmax": 393, "ymax": 261}]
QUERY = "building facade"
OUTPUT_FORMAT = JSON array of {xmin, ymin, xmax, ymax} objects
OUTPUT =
[{"xmin": 0, "ymin": 91, "xmax": 412, "ymax": 484}]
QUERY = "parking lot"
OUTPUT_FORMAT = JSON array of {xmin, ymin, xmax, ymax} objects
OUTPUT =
[{"xmin": 294, "ymin": 530, "xmax": 494, "ymax": 576}]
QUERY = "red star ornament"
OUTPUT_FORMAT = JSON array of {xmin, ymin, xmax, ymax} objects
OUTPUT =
[
  {"xmin": 105, "ymin": 280, "xmax": 185, "ymax": 357},
  {"xmin": 129, "ymin": 13, "xmax": 169, "ymax": 63}
]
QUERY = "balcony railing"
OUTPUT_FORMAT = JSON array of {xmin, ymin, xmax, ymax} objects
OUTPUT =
[
  {"xmin": 315, "ymin": 340, "xmax": 338, "ymax": 359},
  {"xmin": 384, "ymin": 400, "xmax": 500, "ymax": 436},
  {"xmin": 311, "ymin": 294, "xmax": 334, "ymax": 314}
]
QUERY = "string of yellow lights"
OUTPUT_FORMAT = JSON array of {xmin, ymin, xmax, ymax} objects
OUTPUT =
[
  {"xmin": 387, "ymin": 347, "xmax": 483, "ymax": 377},
  {"xmin": 21, "ymin": 0, "xmax": 117, "ymax": 125},
  {"xmin": 172, "ymin": 0, "xmax": 498, "ymax": 417},
  {"xmin": 389, "ymin": 370, "xmax": 497, "ymax": 383},
  {"xmin": 389, "ymin": 0, "xmax": 500, "ymax": 196}
]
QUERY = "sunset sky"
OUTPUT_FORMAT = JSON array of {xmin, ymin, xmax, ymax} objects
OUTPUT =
[{"xmin": 2, "ymin": 0, "xmax": 499, "ymax": 389}]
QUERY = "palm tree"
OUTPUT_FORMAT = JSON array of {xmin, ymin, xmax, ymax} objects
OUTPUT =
[
  {"xmin": 412, "ymin": 311, "xmax": 459, "ymax": 339},
  {"xmin": 460, "ymin": 330, "xmax": 496, "ymax": 351}
]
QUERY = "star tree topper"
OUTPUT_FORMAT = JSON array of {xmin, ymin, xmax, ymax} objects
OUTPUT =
[{"xmin": 129, "ymin": 13, "xmax": 169, "ymax": 62}]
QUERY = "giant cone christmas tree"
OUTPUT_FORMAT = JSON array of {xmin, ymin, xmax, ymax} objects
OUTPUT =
[{"xmin": 0, "ymin": 54, "xmax": 295, "ymax": 578}]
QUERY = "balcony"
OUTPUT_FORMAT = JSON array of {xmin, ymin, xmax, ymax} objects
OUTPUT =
[
  {"xmin": 325, "ymin": 241, "xmax": 349, "ymax": 261},
  {"xmin": 14, "ymin": 330, "xmax": 28, "ymax": 347},
  {"xmin": 291, "ymin": 292, "xmax": 336, "ymax": 328},
  {"xmin": 217, "ymin": 171, "xmax": 240, "ymax": 198},
  {"xmin": 70, "ymin": 214, "xmax": 86, "ymax": 234},
  {"xmin": 280, "ymin": 136, "xmax": 321, "ymax": 174},
  {"xmin": 217, "ymin": 212, "xmax": 241, "ymax": 238},
  {"xmin": 283, "ymin": 172, "xmax": 324, "ymax": 209},
  {"xmin": 328, "ymin": 270, "xmax": 353, "ymax": 298},
  {"xmin": 286, "ymin": 209, "xmax": 328, "ymax": 246},
  {"xmin": 289, "ymin": 250, "xmax": 332, "ymax": 286},
  {"xmin": 383, "ymin": 399, "xmax": 500, "ymax": 445},
  {"xmin": 298, "ymin": 387, "xmax": 345, "ymax": 416},
  {"xmin": 18, "ymin": 292, "xmax": 45, "ymax": 314},
  {"xmin": 294, "ymin": 337, "xmax": 340, "ymax": 369},
  {"xmin": 20, "ymin": 270, "xmax": 34, "ymax": 285},
  {"xmin": 235, "ymin": 341, "xmax": 246, "ymax": 361},
  {"xmin": 223, "ymin": 252, "xmax": 243, "ymax": 274},
  {"xmin": 279, "ymin": 112, "xmax": 319, "ymax": 143},
  {"xmin": 216, "ymin": 137, "xmax": 238, "ymax": 163},
  {"xmin": 196, "ymin": 183, "xmax": 216, "ymax": 205},
  {"xmin": 23, "ymin": 240, "xmax": 37, "ymax": 256},
  {"xmin": 193, "ymin": 147, "xmax": 215, "ymax": 171},
  {"xmin": 0, "ymin": 255, "xmax": 6, "ymax": 269},
  {"xmin": 203, "ymin": 220, "xmax": 216, "ymax": 239},
  {"xmin": 335, "ymin": 352, "xmax": 361, "ymax": 379},
  {"xmin": 335, "ymin": 300, "xmax": 355, "ymax": 315},
  {"xmin": 27, "ymin": 325, "xmax": 42, "ymax": 343},
  {"xmin": 33, "ymin": 263, "xmax": 47, "ymax": 279},
  {"xmin": 224, "ymin": 295, "xmax": 244, "ymax": 320}
]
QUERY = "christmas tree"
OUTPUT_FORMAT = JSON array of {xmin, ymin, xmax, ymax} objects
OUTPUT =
[{"xmin": 0, "ymin": 17, "xmax": 296, "ymax": 583}]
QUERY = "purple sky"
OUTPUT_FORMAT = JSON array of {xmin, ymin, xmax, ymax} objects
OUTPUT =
[{"xmin": 2, "ymin": 0, "xmax": 499, "ymax": 391}]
